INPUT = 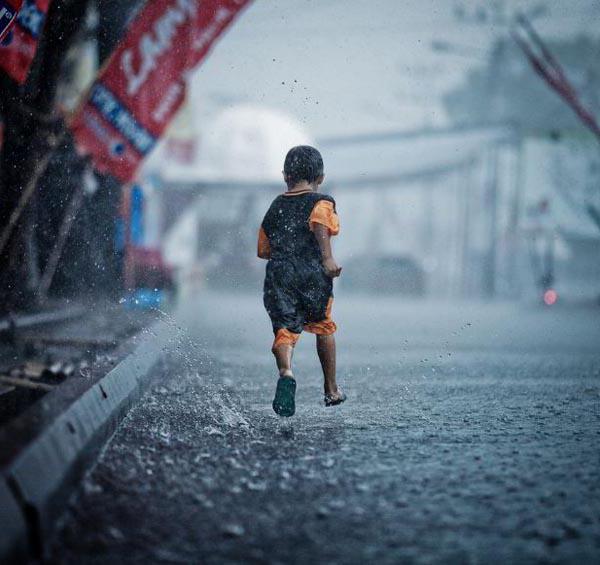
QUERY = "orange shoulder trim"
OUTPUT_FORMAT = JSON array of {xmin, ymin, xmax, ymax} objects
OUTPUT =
[
  {"xmin": 257, "ymin": 226, "xmax": 271, "ymax": 259},
  {"xmin": 309, "ymin": 200, "xmax": 340, "ymax": 236}
]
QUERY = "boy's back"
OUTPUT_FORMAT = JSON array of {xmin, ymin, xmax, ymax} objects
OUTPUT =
[
  {"xmin": 261, "ymin": 191, "xmax": 336, "ymax": 261},
  {"xmin": 261, "ymin": 191, "xmax": 338, "ymax": 333}
]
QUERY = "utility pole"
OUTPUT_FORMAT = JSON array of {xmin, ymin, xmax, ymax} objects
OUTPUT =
[
  {"xmin": 460, "ymin": 159, "xmax": 475, "ymax": 298},
  {"xmin": 484, "ymin": 145, "xmax": 499, "ymax": 298},
  {"xmin": 506, "ymin": 130, "xmax": 525, "ymax": 297}
]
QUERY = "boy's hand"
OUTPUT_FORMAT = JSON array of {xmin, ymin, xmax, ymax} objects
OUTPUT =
[{"xmin": 322, "ymin": 257, "xmax": 342, "ymax": 278}]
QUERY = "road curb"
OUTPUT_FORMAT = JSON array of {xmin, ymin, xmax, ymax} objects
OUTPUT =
[
  {"xmin": 0, "ymin": 480, "xmax": 28, "ymax": 561},
  {"xmin": 0, "ymin": 316, "xmax": 176, "ymax": 563}
]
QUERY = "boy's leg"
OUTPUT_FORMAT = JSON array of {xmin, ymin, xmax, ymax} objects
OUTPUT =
[
  {"xmin": 272, "ymin": 343, "xmax": 294, "ymax": 377},
  {"xmin": 316, "ymin": 334, "xmax": 340, "ymax": 396},
  {"xmin": 271, "ymin": 330, "xmax": 300, "ymax": 417},
  {"xmin": 317, "ymin": 334, "xmax": 346, "ymax": 406},
  {"xmin": 305, "ymin": 298, "xmax": 345, "ymax": 405},
  {"xmin": 271, "ymin": 328, "xmax": 300, "ymax": 377}
]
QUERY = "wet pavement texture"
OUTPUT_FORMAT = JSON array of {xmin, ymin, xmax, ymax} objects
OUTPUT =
[{"xmin": 51, "ymin": 292, "xmax": 600, "ymax": 564}]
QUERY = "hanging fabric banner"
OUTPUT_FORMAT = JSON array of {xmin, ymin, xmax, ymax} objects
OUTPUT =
[
  {"xmin": 0, "ymin": 0, "xmax": 50, "ymax": 84},
  {"xmin": 0, "ymin": 0, "xmax": 23, "ymax": 42},
  {"xmin": 70, "ymin": 0, "xmax": 252, "ymax": 183}
]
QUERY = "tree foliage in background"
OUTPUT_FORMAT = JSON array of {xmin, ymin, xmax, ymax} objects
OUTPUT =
[{"xmin": 443, "ymin": 36, "xmax": 600, "ymax": 134}]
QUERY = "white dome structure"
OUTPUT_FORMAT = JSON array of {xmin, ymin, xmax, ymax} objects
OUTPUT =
[
  {"xmin": 157, "ymin": 105, "xmax": 313, "ymax": 280},
  {"xmin": 154, "ymin": 104, "xmax": 313, "ymax": 183},
  {"xmin": 196, "ymin": 105, "xmax": 313, "ymax": 183}
]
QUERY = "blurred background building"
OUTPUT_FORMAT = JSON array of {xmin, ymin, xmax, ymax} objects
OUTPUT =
[
  {"xmin": 130, "ymin": 0, "xmax": 600, "ymax": 304},
  {"xmin": 1, "ymin": 0, "xmax": 598, "ymax": 310}
]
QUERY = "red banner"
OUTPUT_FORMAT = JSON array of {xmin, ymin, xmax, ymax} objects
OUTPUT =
[
  {"xmin": 70, "ymin": 0, "xmax": 252, "ymax": 183},
  {"xmin": 0, "ymin": 0, "xmax": 22, "ymax": 42},
  {"xmin": 0, "ymin": 0, "xmax": 50, "ymax": 84}
]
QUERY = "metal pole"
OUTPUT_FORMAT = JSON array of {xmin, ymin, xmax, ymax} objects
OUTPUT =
[
  {"xmin": 0, "ymin": 142, "xmax": 60, "ymax": 256},
  {"xmin": 37, "ymin": 185, "xmax": 85, "ymax": 302},
  {"xmin": 484, "ymin": 146, "xmax": 499, "ymax": 298},
  {"xmin": 460, "ymin": 159, "xmax": 474, "ymax": 297},
  {"xmin": 506, "ymin": 132, "xmax": 525, "ymax": 296}
]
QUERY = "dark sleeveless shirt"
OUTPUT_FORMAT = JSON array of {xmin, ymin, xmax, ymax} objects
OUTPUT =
[{"xmin": 261, "ymin": 192, "xmax": 336, "ymax": 262}]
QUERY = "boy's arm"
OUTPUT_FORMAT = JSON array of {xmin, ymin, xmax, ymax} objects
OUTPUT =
[
  {"xmin": 310, "ymin": 200, "xmax": 341, "ymax": 277},
  {"xmin": 313, "ymin": 223, "xmax": 342, "ymax": 277},
  {"xmin": 257, "ymin": 227, "xmax": 271, "ymax": 259}
]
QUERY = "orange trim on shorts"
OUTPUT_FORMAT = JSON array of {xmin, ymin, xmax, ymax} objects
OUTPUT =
[
  {"xmin": 304, "ymin": 297, "xmax": 337, "ymax": 336},
  {"xmin": 273, "ymin": 328, "xmax": 301, "ymax": 348}
]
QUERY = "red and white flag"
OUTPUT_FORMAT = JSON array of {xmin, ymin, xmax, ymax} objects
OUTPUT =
[
  {"xmin": 0, "ymin": 0, "xmax": 23, "ymax": 42},
  {"xmin": 70, "ymin": 0, "xmax": 252, "ymax": 183},
  {"xmin": 0, "ymin": 0, "xmax": 50, "ymax": 84}
]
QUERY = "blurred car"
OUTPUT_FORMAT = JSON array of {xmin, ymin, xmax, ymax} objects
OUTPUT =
[
  {"xmin": 127, "ymin": 246, "xmax": 175, "ymax": 292},
  {"xmin": 341, "ymin": 254, "xmax": 426, "ymax": 296}
]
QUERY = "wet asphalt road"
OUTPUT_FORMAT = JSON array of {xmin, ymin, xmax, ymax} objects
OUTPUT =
[{"xmin": 51, "ymin": 291, "xmax": 600, "ymax": 564}]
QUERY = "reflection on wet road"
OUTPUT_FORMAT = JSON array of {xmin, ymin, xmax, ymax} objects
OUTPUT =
[{"xmin": 52, "ymin": 292, "xmax": 600, "ymax": 564}]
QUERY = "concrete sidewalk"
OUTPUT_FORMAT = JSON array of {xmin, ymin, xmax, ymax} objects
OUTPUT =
[{"xmin": 0, "ymin": 304, "xmax": 176, "ymax": 563}]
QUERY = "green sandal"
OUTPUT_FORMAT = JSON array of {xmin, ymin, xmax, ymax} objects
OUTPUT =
[{"xmin": 272, "ymin": 376, "xmax": 296, "ymax": 417}]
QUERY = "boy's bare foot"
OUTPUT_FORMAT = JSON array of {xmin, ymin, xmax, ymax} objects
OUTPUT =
[{"xmin": 324, "ymin": 388, "xmax": 346, "ymax": 407}]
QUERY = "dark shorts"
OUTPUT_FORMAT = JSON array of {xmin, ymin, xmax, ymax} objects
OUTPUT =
[{"xmin": 263, "ymin": 257, "xmax": 333, "ymax": 335}]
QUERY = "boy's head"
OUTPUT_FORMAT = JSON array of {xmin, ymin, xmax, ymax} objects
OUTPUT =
[{"xmin": 283, "ymin": 145, "xmax": 324, "ymax": 188}]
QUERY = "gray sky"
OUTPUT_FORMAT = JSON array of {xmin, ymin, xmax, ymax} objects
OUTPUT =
[{"xmin": 190, "ymin": 0, "xmax": 600, "ymax": 139}]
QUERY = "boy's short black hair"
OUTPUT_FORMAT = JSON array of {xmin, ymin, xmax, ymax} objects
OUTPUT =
[{"xmin": 284, "ymin": 145, "xmax": 324, "ymax": 186}]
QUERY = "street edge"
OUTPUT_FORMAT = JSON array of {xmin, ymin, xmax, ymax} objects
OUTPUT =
[{"xmin": 0, "ymin": 315, "xmax": 176, "ymax": 563}]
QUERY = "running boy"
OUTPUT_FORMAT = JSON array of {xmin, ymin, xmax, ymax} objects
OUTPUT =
[{"xmin": 257, "ymin": 145, "xmax": 346, "ymax": 417}]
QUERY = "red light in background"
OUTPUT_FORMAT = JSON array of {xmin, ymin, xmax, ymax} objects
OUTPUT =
[{"xmin": 543, "ymin": 289, "xmax": 558, "ymax": 306}]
